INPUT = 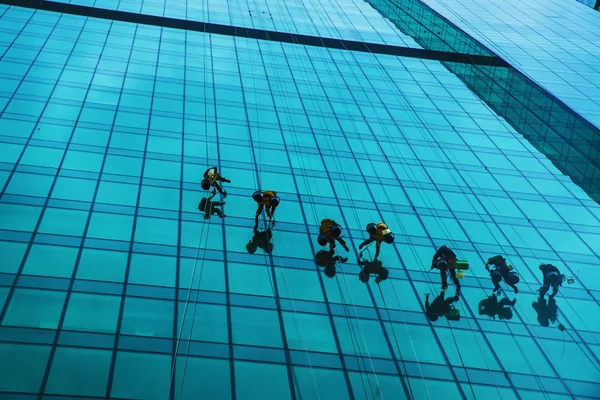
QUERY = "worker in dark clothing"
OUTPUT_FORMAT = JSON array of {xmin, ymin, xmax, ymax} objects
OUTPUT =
[
  {"xmin": 538, "ymin": 263, "xmax": 563, "ymax": 299},
  {"xmin": 478, "ymin": 294, "xmax": 516, "ymax": 321},
  {"xmin": 486, "ymin": 255, "xmax": 519, "ymax": 294},
  {"xmin": 198, "ymin": 195, "xmax": 226, "ymax": 219},
  {"xmin": 358, "ymin": 222, "xmax": 394, "ymax": 260},
  {"xmin": 246, "ymin": 226, "xmax": 273, "ymax": 254},
  {"xmin": 430, "ymin": 245, "xmax": 460, "ymax": 294},
  {"xmin": 315, "ymin": 249, "xmax": 348, "ymax": 278},
  {"xmin": 425, "ymin": 291, "xmax": 460, "ymax": 321},
  {"xmin": 318, "ymin": 219, "xmax": 349, "ymax": 252},
  {"xmin": 253, "ymin": 190, "xmax": 279, "ymax": 226},
  {"xmin": 532, "ymin": 297, "xmax": 563, "ymax": 330},
  {"xmin": 358, "ymin": 256, "xmax": 389, "ymax": 284},
  {"xmin": 201, "ymin": 167, "xmax": 231, "ymax": 197}
]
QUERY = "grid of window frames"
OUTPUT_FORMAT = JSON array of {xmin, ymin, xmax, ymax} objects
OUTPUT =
[
  {"xmin": 1, "ymin": 3, "xmax": 600, "ymax": 400},
  {"xmin": 48, "ymin": 0, "xmax": 420, "ymax": 46},
  {"xmin": 422, "ymin": 0, "xmax": 600, "ymax": 129}
]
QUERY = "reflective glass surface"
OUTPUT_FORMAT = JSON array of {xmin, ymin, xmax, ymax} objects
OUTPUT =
[
  {"xmin": 422, "ymin": 0, "xmax": 600, "ymax": 128},
  {"xmin": 1, "ymin": 2, "xmax": 600, "ymax": 400}
]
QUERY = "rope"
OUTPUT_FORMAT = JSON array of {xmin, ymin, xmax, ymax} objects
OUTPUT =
[
  {"xmin": 172, "ymin": 6, "xmax": 216, "ymax": 396},
  {"xmin": 247, "ymin": 16, "xmax": 324, "ymax": 398},
  {"xmin": 251, "ymin": 2, "xmax": 387, "ymax": 397}
]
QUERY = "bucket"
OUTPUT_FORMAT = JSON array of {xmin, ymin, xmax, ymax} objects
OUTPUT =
[
  {"xmin": 455, "ymin": 260, "xmax": 469, "ymax": 270},
  {"xmin": 456, "ymin": 271, "xmax": 466, "ymax": 279}
]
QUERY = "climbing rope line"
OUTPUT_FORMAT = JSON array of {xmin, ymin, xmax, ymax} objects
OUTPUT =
[
  {"xmin": 169, "ymin": 11, "xmax": 215, "ymax": 398},
  {"xmin": 250, "ymin": 21, "xmax": 329, "ymax": 399},
  {"xmin": 347, "ymin": 40, "xmax": 577, "ymax": 399},
  {"xmin": 360, "ymin": 71, "xmax": 520, "ymax": 399},
  {"xmin": 310, "ymin": 20, "xmax": 479, "ymax": 396},
  {"xmin": 256, "ymin": 7, "xmax": 384, "ymax": 396},
  {"xmin": 176, "ymin": 222, "xmax": 212, "ymax": 400},
  {"xmin": 328, "ymin": 2, "xmax": 597, "ymax": 397},
  {"xmin": 282, "ymin": 13, "xmax": 435, "ymax": 395},
  {"xmin": 168, "ymin": 219, "xmax": 211, "ymax": 400},
  {"xmin": 310, "ymin": 16, "xmax": 503, "ymax": 394}
]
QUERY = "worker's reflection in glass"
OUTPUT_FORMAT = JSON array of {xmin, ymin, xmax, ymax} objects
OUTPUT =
[
  {"xmin": 478, "ymin": 294, "xmax": 516, "ymax": 321},
  {"xmin": 246, "ymin": 226, "xmax": 273, "ymax": 254},
  {"xmin": 315, "ymin": 249, "xmax": 348, "ymax": 278},
  {"xmin": 425, "ymin": 290, "xmax": 460, "ymax": 321}
]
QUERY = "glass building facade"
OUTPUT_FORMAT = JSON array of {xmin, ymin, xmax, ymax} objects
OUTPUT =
[{"xmin": 0, "ymin": 0, "xmax": 600, "ymax": 399}]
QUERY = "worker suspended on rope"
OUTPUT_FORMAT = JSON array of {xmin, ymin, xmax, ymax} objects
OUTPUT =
[
  {"xmin": 538, "ymin": 263, "xmax": 564, "ymax": 299},
  {"xmin": 201, "ymin": 167, "xmax": 231, "ymax": 197},
  {"xmin": 317, "ymin": 219, "xmax": 349, "ymax": 252},
  {"xmin": 532, "ymin": 296, "xmax": 564, "ymax": 330},
  {"xmin": 357, "ymin": 255, "xmax": 389, "ymax": 284},
  {"xmin": 252, "ymin": 190, "xmax": 279, "ymax": 226},
  {"xmin": 425, "ymin": 291, "xmax": 460, "ymax": 321},
  {"xmin": 315, "ymin": 249, "xmax": 348, "ymax": 278},
  {"xmin": 430, "ymin": 244, "xmax": 461, "ymax": 294},
  {"xmin": 478, "ymin": 294, "xmax": 516, "ymax": 321},
  {"xmin": 197, "ymin": 194, "xmax": 226, "ymax": 220},
  {"xmin": 246, "ymin": 226, "xmax": 273, "ymax": 254},
  {"xmin": 358, "ymin": 222, "xmax": 394, "ymax": 260},
  {"xmin": 486, "ymin": 255, "xmax": 519, "ymax": 294}
]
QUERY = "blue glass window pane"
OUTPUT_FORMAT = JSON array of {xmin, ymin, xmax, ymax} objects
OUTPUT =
[
  {"xmin": 19, "ymin": 145, "xmax": 64, "ymax": 168},
  {"xmin": 0, "ymin": 203, "xmax": 43, "ymax": 232},
  {"xmin": 231, "ymin": 306, "xmax": 283, "ymax": 347},
  {"xmin": 111, "ymin": 351, "xmax": 171, "ymax": 400},
  {"xmin": 51, "ymin": 176, "xmax": 98, "ymax": 202},
  {"xmin": 0, "ymin": 343, "xmax": 51, "ymax": 393},
  {"xmin": 179, "ymin": 259, "xmax": 225, "ymax": 293},
  {"xmin": 435, "ymin": 328, "xmax": 500, "ymax": 370},
  {"xmin": 87, "ymin": 212, "xmax": 134, "ymax": 242},
  {"xmin": 62, "ymin": 150, "xmax": 104, "ymax": 173},
  {"xmin": 293, "ymin": 366, "xmax": 350, "ymax": 399},
  {"xmin": 5, "ymin": 172, "xmax": 54, "ymax": 197},
  {"xmin": 228, "ymin": 262, "xmax": 274, "ymax": 297},
  {"xmin": 0, "ymin": 240, "xmax": 28, "ymax": 273},
  {"xmin": 22, "ymin": 244, "xmax": 78, "ymax": 278},
  {"xmin": 538, "ymin": 228, "xmax": 593, "ymax": 255},
  {"xmin": 234, "ymin": 361, "xmax": 291, "ymax": 400},
  {"xmin": 71, "ymin": 126, "xmax": 110, "ymax": 147},
  {"xmin": 103, "ymin": 154, "xmax": 144, "ymax": 176},
  {"xmin": 143, "ymin": 159, "xmax": 181, "ymax": 181},
  {"xmin": 139, "ymin": 185, "xmax": 180, "ymax": 211},
  {"xmin": 485, "ymin": 333, "xmax": 555, "ymax": 376},
  {"xmin": 45, "ymin": 347, "xmax": 112, "ymax": 397},
  {"xmin": 385, "ymin": 322, "xmax": 445, "ymax": 364},
  {"xmin": 76, "ymin": 248, "xmax": 128, "ymax": 282},
  {"xmin": 121, "ymin": 297, "xmax": 174, "ymax": 338},
  {"xmin": 276, "ymin": 268, "xmax": 324, "ymax": 302},
  {"xmin": 175, "ymin": 356, "xmax": 231, "ymax": 400},
  {"xmin": 463, "ymin": 384, "xmax": 517, "ymax": 400},
  {"xmin": 177, "ymin": 302, "xmax": 228, "ymax": 343},
  {"xmin": 63, "ymin": 293, "xmax": 121, "ymax": 333},
  {"xmin": 2, "ymin": 288, "xmax": 67, "ymax": 329},
  {"xmin": 407, "ymin": 377, "xmax": 462, "ymax": 399},
  {"xmin": 349, "ymin": 372, "xmax": 406, "ymax": 400},
  {"xmin": 38, "ymin": 207, "xmax": 88, "ymax": 236},
  {"xmin": 96, "ymin": 181, "xmax": 140, "ymax": 206},
  {"xmin": 282, "ymin": 312, "xmax": 338, "ymax": 353},
  {"xmin": 180, "ymin": 221, "xmax": 224, "ymax": 251},
  {"xmin": 323, "ymin": 274, "xmax": 374, "ymax": 307},
  {"xmin": 0, "ymin": 287, "xmax": 9, "ymax": 310},
  {"xmin": 128, "ymin": 253, "xmax": 176, "ymax": 287},
  {"xmin": 334, "ymin": 317, "xmax": 392, "ymax": 359},
  {"xmin": 135, "ymin": 216, "xmax": 179, "ymax": 246}
]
